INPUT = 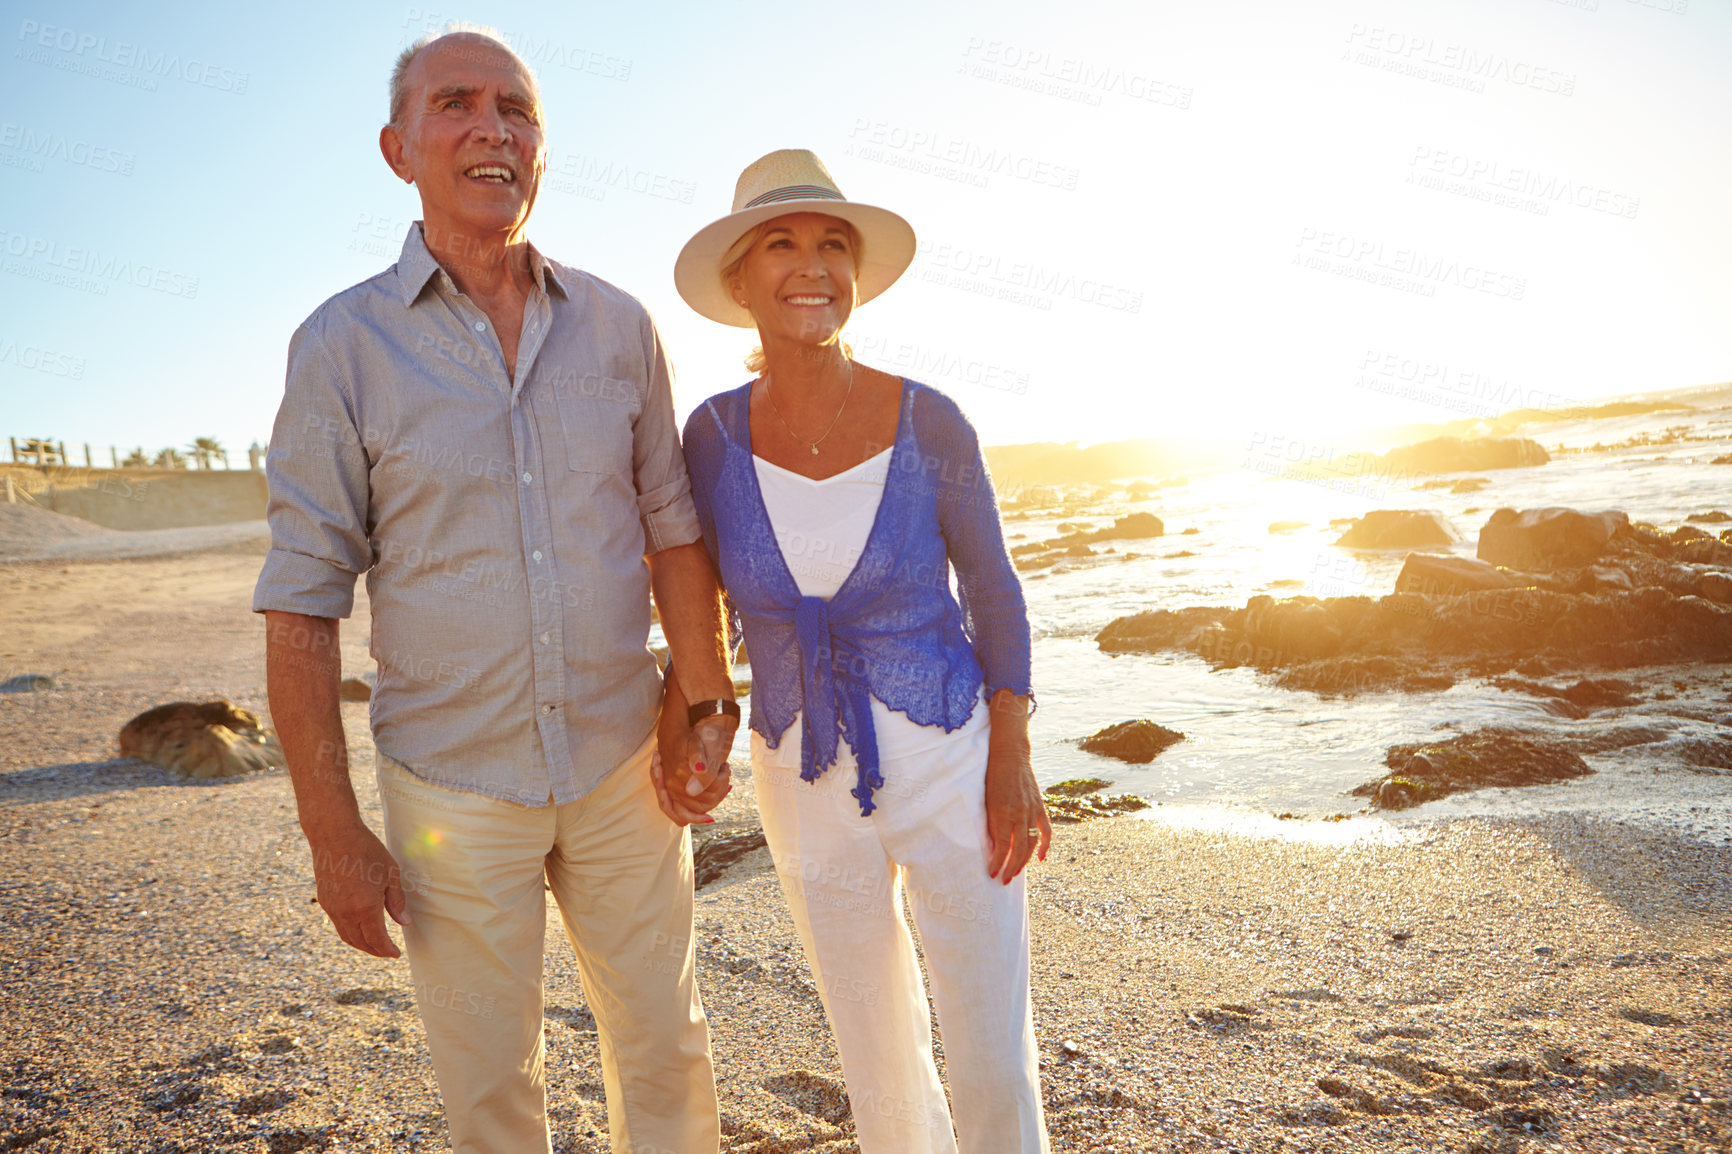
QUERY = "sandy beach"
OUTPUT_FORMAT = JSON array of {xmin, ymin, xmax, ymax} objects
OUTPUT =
[{"xmin": 2, "ymin": 532, "xmax": 1729, "ymax": 1154}]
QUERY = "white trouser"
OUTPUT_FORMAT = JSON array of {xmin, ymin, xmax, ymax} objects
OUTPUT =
[
  {"xmin": 377, "ymin": 734, "xmax": 719, "ymax": 1154},
  {"xmin": 751, "ymin": 711, "xmax": 1050, "ymax": 1154}
]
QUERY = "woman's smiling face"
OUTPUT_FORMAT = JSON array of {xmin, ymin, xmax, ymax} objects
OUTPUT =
[{"xmin": 730, "ymin": 213, "xmax": 860, "ymax": 349}]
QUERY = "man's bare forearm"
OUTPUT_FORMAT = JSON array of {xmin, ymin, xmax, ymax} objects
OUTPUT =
[
  {"xmin": 647, "ymin": 542, "xmax": 733, "ymax": 704},
  {"xmin": 264, "ymin": 611, "xmax": 364, "ymax": 841}
]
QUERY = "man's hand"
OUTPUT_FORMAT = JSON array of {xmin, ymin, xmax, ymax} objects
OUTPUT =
[
  {"xmin": 653, "ymin": 686, "xmax": 735, "ymax": 825},
  {"xmin": 984, "ymin": 690, "xmax": 1051, "ymax": 883},
  {"xmin": 308, "ymin": 821, "xmax": 413, "ymax": 959}
]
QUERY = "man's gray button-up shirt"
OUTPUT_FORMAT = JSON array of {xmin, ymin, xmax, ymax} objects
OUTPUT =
[{"xmin": 253, "ymin": 224, "xmax": 700, "ymax": 805}]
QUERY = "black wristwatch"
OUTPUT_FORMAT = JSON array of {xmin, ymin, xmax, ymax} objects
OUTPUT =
[{"xmin": 686, "ymin": 698, "xmax": 741, "ymax": 727}]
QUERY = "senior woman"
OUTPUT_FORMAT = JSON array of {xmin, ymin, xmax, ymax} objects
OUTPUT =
[{"xmin": 657, "ymin": 149, "xmax": 1051, "ymax": 1153}]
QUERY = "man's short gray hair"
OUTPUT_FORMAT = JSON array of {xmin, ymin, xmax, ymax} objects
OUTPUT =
[{"xmin": 388, "ymin": 23, "xmax": 541, "ymax": 129}]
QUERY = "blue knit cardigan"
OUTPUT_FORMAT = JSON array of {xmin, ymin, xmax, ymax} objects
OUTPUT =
[{"xmin": 682, "ymin": 378, "xmax": 1032, "ymax": 815}]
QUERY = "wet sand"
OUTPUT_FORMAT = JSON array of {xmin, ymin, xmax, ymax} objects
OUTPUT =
[{"xmin": 2, "ymin": 542, "xmax": 1728, "ymax": 1153}]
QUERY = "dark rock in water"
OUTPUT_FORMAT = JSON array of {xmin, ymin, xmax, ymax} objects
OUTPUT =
[
  {"xmin": 1080, "ymin": 720, "xmax": 1185, "ymax": 763},
  {"xmin": 1237, "ymin": 595, "xmax": 1358, "ymax": 661},
  {"xmin": 1336, "ymin": 510, "xmax": 1460, "ymax": 549},
  {"xmin": 1396, "ymin": 553, "xmax": 1522, "ymax": 596},
  {"xmin": 1355, "ymin": 729, "xmax": 1593, "ymax": 809},
  {"xmin": 0, "ymin": 673, "xmax": 55, "ymax": 693},
  {"xmin": 1268, "ymin": 520, "xmax": 1306, "ymax": 534},
  {"xmin": 1046, "ymin": 792, "xmax": 1151, "ymax": 823},
  {"xmin": 1492, "ymin": 677, "xmax": 1639, "ymax": 713},
  {"xmin": 1275, "ymin": 656, "xmax": 1455, "ymax": 696},
  {"xmin": 338, "ymin": 677, "xmax": 373, "ymax": 702},
  {"xmin": 1045, "ymin": 778, "xmax": 1112, "ymax": 798},
  {"xmin": 1381, "ymin": 436, "xmax": 1549, "ymax": 474},
  {"xmin": 1074, "ymin": 512, "xmax": 1164, "ymax": 543},
  {"xmin": 1097, "ymin": 606, "xmax": 1232, "ymax": 654},
  {"xmin": 1477, "ymin": 508, "xmax": 1630, "ymax": 570},
  {"xmin": 1687, "ymin": 511, "xmax": 1731, "ymax": 523},
  {"xmin": 693, "ymin": 827, "xmax": 768, "ymax": 890},
  {"xmin": 1714, "ymin": 455, "xmax": 1732, "ymax": 465}
]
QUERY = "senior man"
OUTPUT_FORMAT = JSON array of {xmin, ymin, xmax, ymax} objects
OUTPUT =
[{"xmin": 254, "ymin": 28, "xmax": 734, "ymax": 1154}]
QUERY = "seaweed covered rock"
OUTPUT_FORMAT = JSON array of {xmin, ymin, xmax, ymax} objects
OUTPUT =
[
  {"xmin": 1354, "ymin": 729, "xmax": 1592, "ymax": 809},
  {"xmin": 1080, "ymin": 720, "xmax": 1185, "ymax": 763},
  {"xmin": 1042, "ymin": 777, "xmax": 1151, "ymax": 822}
]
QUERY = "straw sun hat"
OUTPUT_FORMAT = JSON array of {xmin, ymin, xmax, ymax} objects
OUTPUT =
[{"xmin": 674, "ymin": 149, "xmax": 917, "ymax": 328}]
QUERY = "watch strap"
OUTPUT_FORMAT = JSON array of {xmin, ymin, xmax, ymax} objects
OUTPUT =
[{"xmin": 686, "ymin": 698, "xmax": 741, "ymax": 727}]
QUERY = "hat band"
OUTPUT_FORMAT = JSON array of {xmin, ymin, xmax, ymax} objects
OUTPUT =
[{"xmin": 741, "ymin": 184, "xmax": 845, "ymax": 209}]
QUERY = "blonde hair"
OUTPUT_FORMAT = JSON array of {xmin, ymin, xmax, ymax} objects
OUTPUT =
[{"xmin": 721, "ymin": 218, "xmax": 864, "ymax": 374}]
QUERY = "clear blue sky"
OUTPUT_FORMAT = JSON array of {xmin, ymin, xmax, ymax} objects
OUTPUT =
[{"xmin": 3, "ymin": 0, "xmax": 1728, "ymax": 462}]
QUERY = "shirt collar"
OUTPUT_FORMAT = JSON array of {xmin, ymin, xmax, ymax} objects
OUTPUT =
[{"xmin": 394, "ymin": 222, "xmax": 570, "ymax": 306}]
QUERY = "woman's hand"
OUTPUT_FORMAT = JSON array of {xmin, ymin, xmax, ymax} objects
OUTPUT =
[
  {"xmin": 653, "ymin": 675, "xmax": 735, "ymax": 825},
  {"xmin": 983, "ymin": 689, "xmax": 1050, "ymax": 883}
]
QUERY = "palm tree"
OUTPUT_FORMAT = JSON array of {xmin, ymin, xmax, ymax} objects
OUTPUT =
[
  {"xmin": 120, "ymin": 447, "xmax": 149, "ymax": 468},
  {"xmin": 188, "ymin": 436, "xmax": 227, "ymax": 470},
  {"xmin": 153, "ymin": 447, "xmax": 187, "ymax": 468}
]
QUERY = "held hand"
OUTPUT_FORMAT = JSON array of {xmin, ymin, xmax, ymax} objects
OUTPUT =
[
  {"xmin": 308, "ymin": 822, "xmax": 412, "ymax": 959},
  {"xmin": 984, "ymin": 744, "xmax": 1052, "ymax": 884},
  {"xmin": 651, "ymin": 713, "xmax": 735, "ymax": 826}
]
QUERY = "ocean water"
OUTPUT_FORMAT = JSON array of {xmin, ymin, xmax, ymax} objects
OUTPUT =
[
  {"xmin": 1014, "ymin": 392, "xmax": 1732, "ymax": 841},
  {"xmin": 697, "ymin": 390, "xmax": 1732, "ymax": 842}
]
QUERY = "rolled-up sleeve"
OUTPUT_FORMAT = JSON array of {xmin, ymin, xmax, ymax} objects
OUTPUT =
[
  {"xmin": 252, "ymin": 321, "xmax": 373, "ymax": 618},
  {"xmin": 632, "ymin": 311, "xmax": 702, "ymax": 554}
]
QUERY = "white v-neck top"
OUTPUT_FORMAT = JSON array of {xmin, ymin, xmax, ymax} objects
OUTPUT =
[
  {"xmin": 750, "ymin": 447, "xmax": 984, "ymax": 770},
  {"xmin": 752, "ymin": 448, "xmax": 892, "ymax": 599}
]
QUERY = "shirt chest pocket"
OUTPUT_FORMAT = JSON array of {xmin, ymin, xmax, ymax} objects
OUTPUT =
[{"xmin": 553, "ymin": 375, "xmax": 640, "ymax": 474}]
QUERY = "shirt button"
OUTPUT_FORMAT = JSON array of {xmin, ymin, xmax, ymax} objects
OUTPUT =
[
  {"xmin": 541, "ymin": 705, "xmax": 554, "ymax": 714},
  {"xmin": 539, "ymin": 632, "xmax": 551, "ymax": 645},
  {"xmin": 475, "ymin": 321, "xmax": 486, "ymax": 332},
  {"xmin": 521, "ymin": 472, "xmax": 532, "ymax": 483},
  {"xmin": 532, "ymin": 550, "xmax": 543, "ymax": 562}
]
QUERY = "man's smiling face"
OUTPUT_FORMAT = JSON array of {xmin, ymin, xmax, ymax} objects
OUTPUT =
[{"xmin": 384, "ymin": 33, "xmax": 546, "ymax": 244}]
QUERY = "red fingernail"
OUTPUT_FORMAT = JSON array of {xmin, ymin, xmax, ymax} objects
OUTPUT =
[
  {"xmin": 699, "ymin": 817, "xmax": 716, "ymax": 824},
  {"xmin": 695, "ymin": 762, "xmax": 706, "ymax": 774}
]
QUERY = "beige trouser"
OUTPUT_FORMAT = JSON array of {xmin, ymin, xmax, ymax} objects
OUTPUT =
[{"xmin": 377, "ymin": 736, "xmax": 718, "ymax": 1154}]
